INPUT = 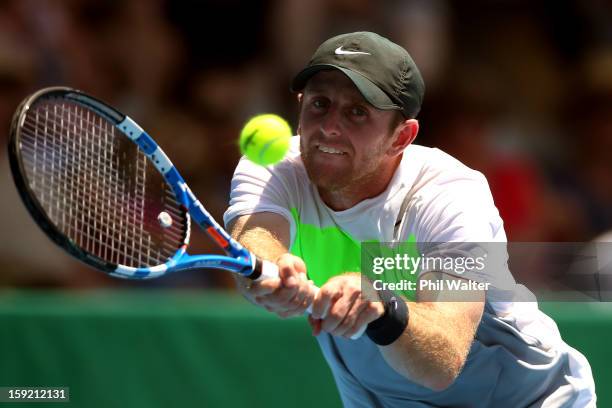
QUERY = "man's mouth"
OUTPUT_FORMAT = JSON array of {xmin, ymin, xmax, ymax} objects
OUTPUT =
[{"xmin": 316, "ymin": 144, "xmax": 347, "ymax": 155}]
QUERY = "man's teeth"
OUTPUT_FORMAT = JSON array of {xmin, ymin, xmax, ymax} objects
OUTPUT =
[{"xmin": 317, "ymin": 145, "xmax": 345, "ymax": 154}]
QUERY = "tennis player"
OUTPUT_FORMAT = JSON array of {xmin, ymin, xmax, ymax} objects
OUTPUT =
[{"xmin": 224, "ymin": 32, "xmax": 596, "ymax": 407}]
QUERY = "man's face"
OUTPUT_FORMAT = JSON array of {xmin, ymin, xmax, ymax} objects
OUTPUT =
[{"xmin": 299, "ymin": 70, "xmax": 401, "ymax": 194}]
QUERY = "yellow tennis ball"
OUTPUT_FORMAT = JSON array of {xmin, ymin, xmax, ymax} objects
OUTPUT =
[{"xmin": 239, "ymin": 114, "xmax": 291, "ymax": 166}]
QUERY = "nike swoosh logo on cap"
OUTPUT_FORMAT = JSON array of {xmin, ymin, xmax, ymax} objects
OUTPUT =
[{"xmin": 334, "ymin": 46, "xmax": 371, "ymax": 56}]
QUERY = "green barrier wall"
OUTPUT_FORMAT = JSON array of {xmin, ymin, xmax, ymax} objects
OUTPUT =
[{"xmin": 0, "ymin": 291, "xmax": 609, "ymax": 407}]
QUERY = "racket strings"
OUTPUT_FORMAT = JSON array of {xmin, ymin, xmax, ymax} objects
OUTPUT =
[
  {"xmin": 19, "ymin": 100, "xmax": 188, "ymax": 268},
  {"xmin": 38, "ymin": 102, "xmax": 185, "ymax": 266},
  {"xmin": 19, "ymin": 130, "xmax": 185, "ymax": 222}
]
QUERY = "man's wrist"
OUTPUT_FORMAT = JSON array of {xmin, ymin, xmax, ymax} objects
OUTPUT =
[{"xmin": 366, "ymin": 289, "xmax": 409, "ymax": 346}]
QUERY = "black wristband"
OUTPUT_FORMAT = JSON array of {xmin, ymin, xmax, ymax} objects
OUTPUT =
[{"xmin": 366, "ymin": 289, "xmax": 409, "ymax": 346}]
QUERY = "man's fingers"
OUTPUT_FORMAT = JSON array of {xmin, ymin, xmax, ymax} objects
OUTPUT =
[
  {"xmin": 277, "ymin": 255, "xmax": 310, "ymax": 297},
  {"xmin": 342, "ymin": 302, "xmax": 383, "ymax": 338},
  {"xmin": 277, "ymin": 289, "xmax": 309, "ymax": 316},
  {"xmin": 249, "ymin": 277, "xmax": 281, "ymax": 296},
  {"xmin": 236, "ymin": 253, "xmax": 317, "ymax": 317},
  {"xmin": 253, "ymin": 275, "xmax": 315, "ymax": 317},
  {"xmin": 311, "ymin": 286, "xmax": 335, "ymax": 320},
  {"xmin": 332, "ymin": 300, "xmax": 367, "ymax": 337},
  {"xmin": 321, "ymin": 289, "xmax": 359, "ymax": 334},
  {"xmin": 278, "ymin": 254, "xmax": 303, "ymax": 279},
  {"xmin": 276, "ymin": 280, "xmax": 317, "ymax": 316},
  {"xmin": 270, "ymin": 282, "xmax": 300, "ymax": 306},
  {"xmin": 277, "ymin": 252, "xmax": 307, "ymax": 271}
]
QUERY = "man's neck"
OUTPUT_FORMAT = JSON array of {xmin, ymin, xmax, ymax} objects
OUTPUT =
[{"xmin": 318, "ymin": 156, "xmax": 401, "ymax": 211}]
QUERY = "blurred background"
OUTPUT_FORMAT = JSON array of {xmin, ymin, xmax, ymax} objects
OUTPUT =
[
  {"xmin": 1, "ymin": 0, "xmax": 610, "ymax": 290},
  {"xmin": 0, "ymin": 1, "xmax": 610, "ymax": 407}
]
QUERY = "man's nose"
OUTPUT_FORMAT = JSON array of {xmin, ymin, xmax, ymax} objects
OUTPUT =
[{"xmin": 320, "ymin": 107, "xmax": 342, "ymax": 139}]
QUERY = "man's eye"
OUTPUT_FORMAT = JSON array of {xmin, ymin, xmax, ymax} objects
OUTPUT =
[
  {"xmin": 351, "ymin": 107, "xmax": 367, "ymax": 117},
  {"xmin": 312, "ymin": 99, "xmax": 327, "ymax": 109}
]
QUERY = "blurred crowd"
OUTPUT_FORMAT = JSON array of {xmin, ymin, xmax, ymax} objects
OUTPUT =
[{"xmin": 0, "ymin": 0, "xmax": 610, "ymax": 289}]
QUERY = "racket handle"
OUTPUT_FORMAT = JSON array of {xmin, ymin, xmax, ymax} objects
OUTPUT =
[
  {"xmin": 256, "ymin": 259, "xmax": 281, "ymax": 280},
  {"xmin": 256, "ymin": 259, "xmax": 366, "ymax": 340}
]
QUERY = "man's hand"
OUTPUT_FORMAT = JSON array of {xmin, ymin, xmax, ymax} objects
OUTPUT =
[
  {"xmin": 236, "ymin": 253, "xmax": 316, "ymax": 318},
  {"xmin": 309, "ymin": 273, "xmax": 385, "ymax": 339}
]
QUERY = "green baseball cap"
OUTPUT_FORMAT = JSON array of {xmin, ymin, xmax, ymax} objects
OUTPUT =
[{"xmin": 291, "ymin": 31, "xmax": 425, "ymax": 118}]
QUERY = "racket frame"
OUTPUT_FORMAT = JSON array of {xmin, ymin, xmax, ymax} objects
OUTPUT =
[{"xmin": 9, "ymin": 87, "xmax": 261, "ymax": 280}]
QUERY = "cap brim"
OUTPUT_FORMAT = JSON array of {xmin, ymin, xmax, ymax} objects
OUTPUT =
[{"xmin": 291, "ymin": 64, "xmax": 401, "ymax": 111}]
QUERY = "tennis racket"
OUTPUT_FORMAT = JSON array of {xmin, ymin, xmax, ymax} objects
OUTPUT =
[{"xmin": 8, "ymin": 87, "xmax": 367, "ymax": 338}]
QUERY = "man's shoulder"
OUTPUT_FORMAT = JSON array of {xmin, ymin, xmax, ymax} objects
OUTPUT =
[
  {"xmin": 400, "ymin": 146, "xmax": 504, "ymax": 245},
  {"xmin": 403, "ymin": 145, "xmax": 489, "ymax": 193}
]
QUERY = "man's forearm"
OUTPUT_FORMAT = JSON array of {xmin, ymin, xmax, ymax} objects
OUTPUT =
[
  {"xmin": 378, "ymin": 300, "xmax": 483, "ymax": 391},
  {"xmin": 230, "ymin": 224, "xmax": 288, "ymax": 296},
  {"xmin": 234, "ymin": 226, "xmax": 288, "ymax": 262},
  {"xmin": 228, "ymin": 213, "xmax": 290, "ymax": 287}
]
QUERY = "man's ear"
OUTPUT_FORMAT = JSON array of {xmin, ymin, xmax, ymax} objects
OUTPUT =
[
  {"xmin": 296, "ymin": 93, "xmax": 304, "ymax": 135},
  {"xmin": 389, "ymin": 119, "xmax": 419, "ymax": 156}
]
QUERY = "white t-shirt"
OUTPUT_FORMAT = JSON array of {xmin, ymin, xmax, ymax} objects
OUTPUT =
[
  {"xmin": 224, "ymin": 137, "xmax": 595, "ymax": 407},
  {"xmin": 226, "ymin": 137, "xmax": 514, "ymax": 304},
  {"xmin": 225, "ymin": 137, "xmax": 502, "ymax": 243}
]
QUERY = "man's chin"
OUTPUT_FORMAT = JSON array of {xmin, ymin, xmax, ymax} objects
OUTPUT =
[
  {"xmin": 302, "ymin": 152, "xmax": 354, "ymax": 187},
  {"xmin": 313, "ymin": 176, "xmax": 349, "ymax": 192},
  {"xmin": 304, "ymin": 163, "xmax": 349, "ymax": 191}
]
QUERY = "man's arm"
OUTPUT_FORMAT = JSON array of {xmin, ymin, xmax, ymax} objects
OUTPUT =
[
  {"xmin": 228, "ymin": 213, "xmax": 483, "ymax": 390},
  {"xmin": 310, "ymin": 272, "xmax": 483, "ymax": 391},
  {"xmin": 378, "ymin": 272, "xmax": 484, "ymax": 391},
  {"xmin": 228, "ymin": 212, "xmax": 315, "ymax": 317},
  {"xmin": 229, "ymin": 212, "xmax": 290, "ymax": 267}
]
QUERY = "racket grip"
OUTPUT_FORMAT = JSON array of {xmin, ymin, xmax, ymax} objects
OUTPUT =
[
  {"xmin": 256, "ymin": 259, "xmax": 281, "ymax": 280},
  {"xmin": 255, "ymin": 259, "xmax": 366, "ymax": 340}
]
